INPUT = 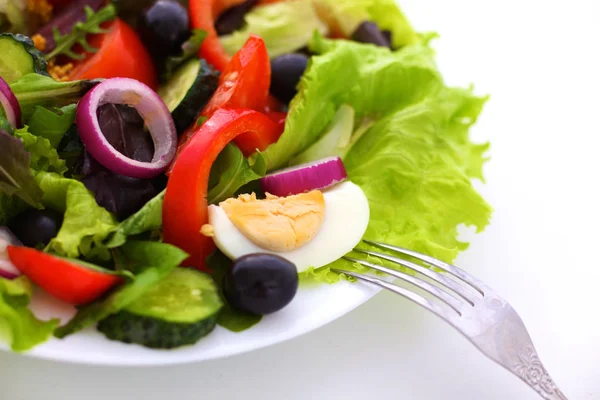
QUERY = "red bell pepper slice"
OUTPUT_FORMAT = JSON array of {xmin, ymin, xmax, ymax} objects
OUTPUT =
[
  {"xmin": 169, "ymin": 35, "xmax": 273, "ymax": 171},
  {"xmin": 189, "ymin": 0, "xmax": 248, "ymax": 71},
  {"xmin": 6, "ymin": 246, "xmax": 123, "ymax": 305},
  {"xmin": 163, "ymin": 108, "xmax": 282, "ymax": 271}
]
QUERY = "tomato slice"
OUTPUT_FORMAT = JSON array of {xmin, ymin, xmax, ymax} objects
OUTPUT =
[
  {"xmin": 189, "ymin": 0, "xmax": 248, "ymax": 71},
  {"xmin": 170, "ymin": 35, "xmax": 272, "ymax": 168},
  {"xmin": 7, "ymin": 246, "xmax": 123, "ymax": 305},
  {"xmin": 163, "ymin": 108, "xmax": 282, "ymax": 270},
  {"xmin": 69, "ymin": 18, "xmax": 158, "ymax": 89}
]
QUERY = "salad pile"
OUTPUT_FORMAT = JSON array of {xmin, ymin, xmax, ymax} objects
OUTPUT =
[{"xmin": 0, "ymin": 0, "xmax": 491, "ymax": 352}]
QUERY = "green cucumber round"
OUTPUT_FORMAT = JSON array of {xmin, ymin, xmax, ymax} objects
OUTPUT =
[
  {"xmin": 0, "ymin": 34, "xmax": 48, "ymax": 84},
  {"xmin": 97, "ymin": 268, "xmax": 223, "ymax": 349}
]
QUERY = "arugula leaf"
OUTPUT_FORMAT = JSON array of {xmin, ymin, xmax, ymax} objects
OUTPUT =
[
  {"xmin": 208, "ymin": 144, "xmax": 266, "ymax": 204},
  {"xmin": 36, "ymin": 172, "xmax": 118, "ymax": 261},
  {"xmin": 13, "ymin": 126, "xmax": 67, "ymax": 175},
  {"xmin": 162, "ymin": 29, "xmax": 207, "ymax": 81},
  {"xmin": 0, "ymin": 276, "xmax": 59, "ymax": 352},
  {"xmin": 27, "ymin": 104, "xmax": 77, "ymax": 148},
  {"xmin": 206, "ymin": 250, "xmax": 261, "ymax": 332},
  {"xmin": 10, "ymin": 73, "xmax": 100, "ymax": 119},
  {"xmin": 106, "ymin": 190, "xmax": 165, "ymax": 249},
  {"xmin": 54, "ymin": 241, "xmax": 188, "ymax": 338},
  {"xmin": 220, "ymin": 0, "xmax": 327, "ymax": 58},
  {"xmin": 0, "ymin": 129, "xmax": 43, "ymax": 208}
]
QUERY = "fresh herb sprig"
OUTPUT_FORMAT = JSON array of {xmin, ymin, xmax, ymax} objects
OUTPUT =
[{"xmin": 45, "ymin": 4, "xmax": 118, "ymax": 61}]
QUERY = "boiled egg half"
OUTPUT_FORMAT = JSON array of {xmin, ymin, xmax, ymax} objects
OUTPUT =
[{"xmin": 205, "ymin": 181, "xmax": 370, "ymax": 272}]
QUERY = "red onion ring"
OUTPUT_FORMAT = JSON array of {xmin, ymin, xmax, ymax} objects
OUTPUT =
[
  {"xmin": 0, "ymin": 227, "xmax": 23, "ymax": 280},
  {"xmin": 260, "ymin": 156, "xmax": 348, "ymax": 196},
  {"xmin": 76, "ymin": 78, "xmax": 177, "ymax": 179},
  {"xmin": 0, "ymin": 77, "xmax": 21, "ymax": 128}
]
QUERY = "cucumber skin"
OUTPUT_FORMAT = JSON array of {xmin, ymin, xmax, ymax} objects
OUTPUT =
[
  {"xmin": 171, "ymin": 59, "xmax": 220, "ymax": 134},
  {"xmin": 0, "ymin": 33, "xmax": 49, "ymax": 77},
  {"xmin": 97, "ymin": 310, "xmax": 220, "ymax": 349}
]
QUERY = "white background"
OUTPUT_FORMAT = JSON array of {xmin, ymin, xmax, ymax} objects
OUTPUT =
[{"xmin": 2, "ymin": 0, "xmax": 600, "ymax": 398}]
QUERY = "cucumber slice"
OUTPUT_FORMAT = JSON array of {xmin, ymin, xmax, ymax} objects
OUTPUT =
[
  {"xmin": 97, "ymin": 269, "xmax": 223, "ymax": 349},
  {"xmin": 0, "ymin": 34, "xmax": 48, "ymax": 84},
  {"xmin": 158, "ymin": 58, "xmax": 219, "ymax": 133}
]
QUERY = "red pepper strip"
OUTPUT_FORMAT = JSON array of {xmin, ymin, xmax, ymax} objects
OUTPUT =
[
  {"xmin": 7, "ymin": 246, "xmax": 123, "ymax": 305},
  {"xmin": 163, "ymin": 108, "xmax": 282, "ymax": 271},
  {"xmin": 189, "ymin": 0, "xmax": 248, "ymax": 71}
]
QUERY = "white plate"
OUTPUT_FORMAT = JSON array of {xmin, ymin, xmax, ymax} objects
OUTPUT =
[{"xmin": 0, "ymin": 278, "xmax": 381, "ymax": 366}]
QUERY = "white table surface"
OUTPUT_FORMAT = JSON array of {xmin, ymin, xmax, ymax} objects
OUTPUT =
[{"xmin": 2, "ymin": 0, "xmax": 600, "ymax": 399}]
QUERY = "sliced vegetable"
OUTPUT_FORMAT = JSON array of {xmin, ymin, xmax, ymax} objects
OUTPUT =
[
  {"xmin": 97, "ymin": 269, "xmax": 223, "ymax": 349},
  {"xmin": 220, "ymin": 0, "xmax": 327, "ymax": 58},
  {"xmin": 54, "ymin": 241, "xmax": 188, "ymax": 338},
  {"xmin": 189, "ymin": 0, "xmax": 248, "ymax": 71},
  {"xmin": 7, "ymin": 246, "xmax": 124, "ymax": 305},
  {"xmin": 68, "ymin": 18, "xmax": 158, "ymax": 89},
  {"xmin": 0, "ymin": 227, "xmax": 22, "ymax": 279},
  {"xmin": 0, "ymin": 77, "xmax": 21, "ymax": 128},
  {"xmin": 163, "ymin": 108, "xmax": 281, "ymax": 270},
  {"xmin": 76, "ymin": 78, "xmax": 177, "ymax": 179},
  {"xmin": 0, "ymin": 33, "xmax": 48, "ymax": 84},
  {"xmin": 174, "ymin": 35, "xmax": 273, "ymax": 161},
  {"xmin": 158, "ymin": 58, "xmax": 220, "ymax": 134},
  {"xmin": 0, "ymin": 129, "xmax": 44, "ymax": 208},
  {"xmin": 224, "ymin": 253, "xmax": 298, "ymax": 315},
  {"xmin": 8, "ymin": 209, "xmax": 63, "ymax": 248},
  {"xmin": 260, "ymin": 156, "xmax": 347, "ymax": 196},
  {"xmin": 161, "ymin": 29, "xmax": 208, "ymax": 82}
]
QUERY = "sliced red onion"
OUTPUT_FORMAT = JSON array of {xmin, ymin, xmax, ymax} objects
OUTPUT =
[
  {"xmin": 76, "ymin": 78, "xmax": 177, "ymax": 179},
  {"xmin": 0, "ymin": 227, "xmax": 23, "ymax": 280},
  {"xmin": 0, "ymin": 77, "xmax": 21, "ymax": 128},
  {"xmin": 260, "ymin": 157, "xmax": 348, "ymax": 196}
]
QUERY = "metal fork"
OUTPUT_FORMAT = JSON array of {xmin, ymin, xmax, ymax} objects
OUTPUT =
[{"xmin": 333, "ymin": 240, "xmax": 568, "ymax": 400}]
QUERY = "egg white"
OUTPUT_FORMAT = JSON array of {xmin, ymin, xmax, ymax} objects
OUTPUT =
[{"xmin": 208, "ymin": 181, "xmax": 370, "ymax": 272}]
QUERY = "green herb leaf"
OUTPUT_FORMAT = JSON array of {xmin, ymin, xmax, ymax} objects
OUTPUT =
[
  {"xmin": 46, "ymin": 5, "xmax": 118, "ymax": 61},
  {"xmin": 54, "ymin": 241, "xmax": 188, "ymax": 338},
  {"xmin": 13, "ymin": 126, "xmax": 67, "ymax": 175},
  {"xmin": 27, "ymin": 104, "xmax": 77, "ymax": 148},
  {"xmin": 0, "ymin": 129, "xmax": 43, "ymax": 208}
]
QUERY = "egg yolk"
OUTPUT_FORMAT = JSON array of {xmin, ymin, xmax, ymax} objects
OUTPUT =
[{"xmin": 219, "ymin": 191, "xmax": 326, "ymax": 252}]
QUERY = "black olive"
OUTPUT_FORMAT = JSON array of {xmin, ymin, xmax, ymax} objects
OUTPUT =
[
  {"xmin": 270, "ymin": 53, "xmax": 309, "ymax": 104},
  {"xmin": 138, "ymin": 0, "xmax": 190, "ymax": 59},
  {"xmin": 224, "ymin": 254, "xmax": 299, "ymax": 315},
  {"xmin": 8, "ymin": 210, "xmax": 63, "ymax": 248},
  {"xmin": 215, "ymin": 0, "xmax": 259, "ymax": 35},
  {"xmin": 351, "ymin": 21, "xmax": 392, "ymax": 49}
]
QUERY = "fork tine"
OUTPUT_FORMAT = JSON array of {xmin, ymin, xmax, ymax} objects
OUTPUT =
[
  {"xmin": 343, "ymin": 256, "xmax": 465, "ymax": 314},
  {"xmin": 363, "ymin": 240, "xmax": 487, "ymax": 295},
  {"xmin": 353, "ymin": 249, "xmax": 479, "ymax": 305},
  {"xmin": 332, "ymin": 268, "xmax": 459, "ymax": 322}
]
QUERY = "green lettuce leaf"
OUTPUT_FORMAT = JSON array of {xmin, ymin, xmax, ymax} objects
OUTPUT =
[
  {"xmin": 301, "ymin": 87, "xmax": 491, "ymax": 283},
  {"xmin": 208, "ymin": 144, "xmax": 266, "ymax": 204},
  {"xmin": 220, "ymin": 0, "xmax": 328, "ymax": 58},
  {"xmin": 262, "ymin": 34, "xmax": 442, "ymax": 170},
  {"xmin": 36, "ymin": 172, "xmax": 118, "ymax": 261},
  {"xmin": 54, "ymin": 241, "xmax": 188, "ymax": 338},
  {"xmin": 0, "ymin": 129, "xmax": 43, "ymax": 208},
  {"xmin": 314, "ymin": 0, "xmax": 419, "ymax": 48},
  {"xmin": 27, "ymin": 104, "xmax": 77, "ymax": 148},
  {"xmin": 0, "ymin": 276, "xmax": 59, "ymax": 352},
  {"xmin": 106, "ymin": 190, "xmax": 165, "ymax": 249},
  {"xmin": 13, "ymin": 126, "xmax": 67, "ymax": 175}
]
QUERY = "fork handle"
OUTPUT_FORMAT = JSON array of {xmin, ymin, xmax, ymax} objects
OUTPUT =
[{"xmin": 509, "ymin": 345, "xmax": 567, "ymax": 399}]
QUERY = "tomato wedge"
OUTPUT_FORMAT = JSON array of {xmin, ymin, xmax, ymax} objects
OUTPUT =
[
  {"xmin": 189, "ymin": 0, "xmax": 247, "ymax": 71},
  {"xmin": 7, "ymin": 246, "xmax": 123, "ymax": 305},
  {"xmin": 163, "ymin": 108, "xmax": 282, "ymax": 271},
  {"xmin": 169, "ymin": 35, "xmax": 273, "ymax": 170},
  {"xmin": 69, "ymin": 18, "xmax": 158, "ymax": 89}
]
